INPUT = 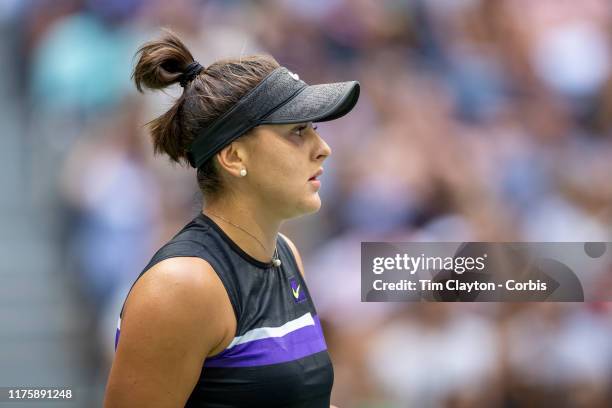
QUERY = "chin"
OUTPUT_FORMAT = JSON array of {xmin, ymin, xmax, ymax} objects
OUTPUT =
[
  {"xmin": 303, "ymin": 194, "xmax": 322, "ymax": 213},
  {"xmin": 292, "ymin": 194, "xmax": 322, "ymax": 218}
]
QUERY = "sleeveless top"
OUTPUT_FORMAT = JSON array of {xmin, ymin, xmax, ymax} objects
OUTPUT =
[{"xmin": 114, "ymin": 212, "xmax": 334, "ymax": 407}]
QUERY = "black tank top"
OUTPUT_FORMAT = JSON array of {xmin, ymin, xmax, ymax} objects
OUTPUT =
[{"xmin": 115, "ymin": 212, "xmax": 334, "ymax": 407}]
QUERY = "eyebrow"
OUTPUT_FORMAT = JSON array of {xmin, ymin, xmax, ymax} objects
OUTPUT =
[{"xmin": 290, "ymin": 122, "xmax": 310, "ymax": 130}]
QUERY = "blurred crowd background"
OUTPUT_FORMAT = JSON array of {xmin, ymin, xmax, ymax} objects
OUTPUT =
[{"xmin": 1, "ymin": 0, "xmax": 612, "ymax": 406}]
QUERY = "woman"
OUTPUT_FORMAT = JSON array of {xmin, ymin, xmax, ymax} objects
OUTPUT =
[{"xmin": 104, "ymin": 30, "xmax": 359, "ymax": 408}]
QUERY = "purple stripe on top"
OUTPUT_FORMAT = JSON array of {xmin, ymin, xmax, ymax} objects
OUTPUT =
[
  {"xmin": 115, "ymin": 328, "xmax": 120, "ymax": 351},
  {"xmin": 204, "ymin": 315, "xmax": 327, "ymax": 368}
]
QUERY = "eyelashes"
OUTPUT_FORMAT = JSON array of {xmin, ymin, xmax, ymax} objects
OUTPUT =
[{"xmin": 292, "ymin": 123, "xmax": 318, "ymax": 137}]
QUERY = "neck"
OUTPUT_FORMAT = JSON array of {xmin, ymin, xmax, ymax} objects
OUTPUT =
[{"xmin": 203, "ymin": 196, "xmax": 282, "ymax": 263}]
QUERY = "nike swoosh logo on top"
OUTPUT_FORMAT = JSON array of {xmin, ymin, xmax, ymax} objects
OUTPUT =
[{"xmin": 292, "ymin": 284, "xmax": 300, "ymax": 299}]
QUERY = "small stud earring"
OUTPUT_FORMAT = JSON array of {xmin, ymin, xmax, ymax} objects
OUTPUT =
[{"xmin": 239, "ymin": 168, "xmax": 247, "ymax": 177}]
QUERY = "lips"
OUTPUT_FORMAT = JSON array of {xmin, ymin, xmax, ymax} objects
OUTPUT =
[{"xmin": 308, "ymin": 169, "xmax": 323, "ymax": 181}]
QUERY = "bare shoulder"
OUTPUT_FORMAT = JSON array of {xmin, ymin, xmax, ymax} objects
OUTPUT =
[
  {"xmin": 105, "ymin": 257, "xmax": 234, "ymax": 407},
  {"xmin": 278, "ymin": 232, "xmax": 305, "ymax": 278},
  {"xmin": 121, "ymin": 257, "xmax": 233, "ymax": 351}
]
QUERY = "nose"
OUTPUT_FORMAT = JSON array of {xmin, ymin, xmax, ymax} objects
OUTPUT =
[{"xmin": 313, "ymin": 132, "xmax": 332, "ymax": 161}]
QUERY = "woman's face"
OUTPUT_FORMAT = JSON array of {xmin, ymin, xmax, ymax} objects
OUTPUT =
[{"xmin": 241, "ymin": 122, "xmax": 332, "ymax": 219}]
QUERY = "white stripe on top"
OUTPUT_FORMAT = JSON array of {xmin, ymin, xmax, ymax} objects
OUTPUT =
[{"xmin": 226, "ymin": 312, "xmax": 314, "ymax": 350}]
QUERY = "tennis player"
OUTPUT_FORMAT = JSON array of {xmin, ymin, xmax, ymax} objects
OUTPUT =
[{"xmin": 103, "ymin": 30, "xmax": 359, "ymax": 408}]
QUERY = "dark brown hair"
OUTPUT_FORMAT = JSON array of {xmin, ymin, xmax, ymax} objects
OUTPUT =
[{"xmin": 132, "ymin": 29, "xmax": 280, "ymax": 197}]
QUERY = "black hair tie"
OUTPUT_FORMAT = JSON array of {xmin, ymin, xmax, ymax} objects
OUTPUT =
[{"xmin": 179, "ymin": 61, "xmax": 204, "ymax": 88}]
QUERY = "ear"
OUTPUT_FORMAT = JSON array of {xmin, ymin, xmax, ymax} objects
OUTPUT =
[{"xmin": 215, "ymin": 140, "xmax": 248, "ymax": 177}]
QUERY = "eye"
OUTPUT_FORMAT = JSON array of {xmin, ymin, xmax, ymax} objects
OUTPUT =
[
  {"xmin": 291, "ymin": 124, "xmax": 308, "ymax": 137},
  {"xmin": 291, "ymin": 123, "xmax": 318, "ymax": 137}
]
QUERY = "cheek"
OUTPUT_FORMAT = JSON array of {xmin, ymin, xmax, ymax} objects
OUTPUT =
[
  {"xmin": 256, "ymin": 156, "xmax": 301, "ymax": 192},
  {"xmin": 247, "ymin": 140, "xmax": 320, "ymax": 213},
  {"xmin": 251, "ymin": 141, "xmax": 300, "ymax": 182},
  {"xmin": 252, "ymin": 155, "xmax": 308, "ymax": 201}
]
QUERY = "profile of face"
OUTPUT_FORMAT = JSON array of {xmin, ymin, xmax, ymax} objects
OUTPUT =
[{"xmin": 218, "ymin": 122, "xmax": 332, "ymax": 219}]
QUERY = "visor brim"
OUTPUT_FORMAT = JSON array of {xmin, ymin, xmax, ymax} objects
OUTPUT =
[{"xmin": 260, "ymin": 80, "xmax": 360, "ymax": 125}]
